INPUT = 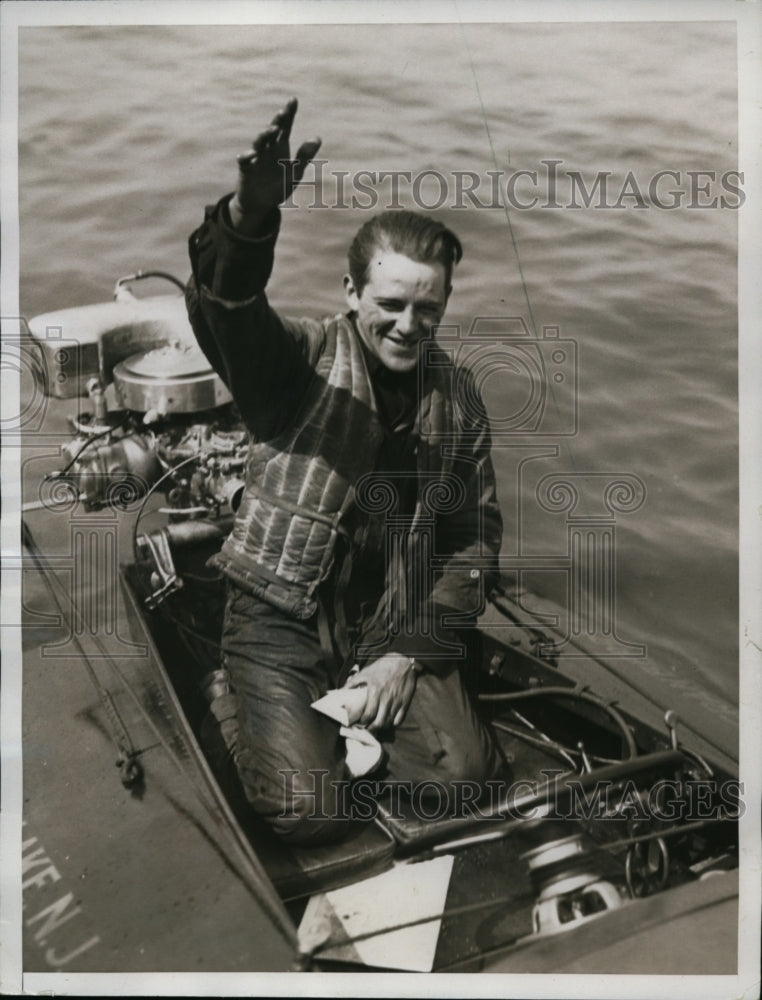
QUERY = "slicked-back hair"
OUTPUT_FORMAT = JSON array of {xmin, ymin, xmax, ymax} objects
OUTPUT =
[{"xmin": 347, "ymin": 210, "xmax": 463, "ymax": 295}]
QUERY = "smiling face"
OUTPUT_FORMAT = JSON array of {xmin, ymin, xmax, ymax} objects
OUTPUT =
[{"xmin": 343, "ymin": 250, "xmax": 450, "ymax": 373}]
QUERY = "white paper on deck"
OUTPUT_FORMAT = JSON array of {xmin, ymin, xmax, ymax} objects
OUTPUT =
[{"xmin": 298, "ymin": 854, "xmax": 455, "ymax": 972}]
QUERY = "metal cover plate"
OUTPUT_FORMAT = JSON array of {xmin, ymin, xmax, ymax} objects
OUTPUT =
[
  {"xmin": 121, "ymin": 342, "xmax": 212, "ymax": 378},
  {"xmin": 113, "ymin": 347, "xmax": 232, "ymax": 414}
]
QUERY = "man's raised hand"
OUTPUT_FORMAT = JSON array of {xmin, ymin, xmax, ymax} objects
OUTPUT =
[{"xmin": 229, "ymin": 97, "xmax": 322, "ymax": 234}]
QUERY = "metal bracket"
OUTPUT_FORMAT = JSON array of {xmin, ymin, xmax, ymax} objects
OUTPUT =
[{"xmin": 138, "ymin": 528, "xmax": 184, "ymax": 609}]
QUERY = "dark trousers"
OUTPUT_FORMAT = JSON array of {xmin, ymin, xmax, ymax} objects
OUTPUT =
[{"xmin": 219, "ymin": 583, "xmax": 500, "ymax": 845}]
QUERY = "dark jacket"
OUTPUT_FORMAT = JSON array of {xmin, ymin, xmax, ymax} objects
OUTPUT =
[{"xmin": 186, "ymin": 197, "xmax": 502, "ymax": 654}]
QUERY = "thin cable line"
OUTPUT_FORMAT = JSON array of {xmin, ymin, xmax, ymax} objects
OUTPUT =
[{"xmin": 456, "ymin": 17, "xmax": 539, "ymax": 339}]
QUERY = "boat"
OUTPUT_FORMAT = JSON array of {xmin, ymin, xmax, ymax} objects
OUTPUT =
[{"xmin": 16, "ymin": 273, "xmax": 741, "ymax": 978}]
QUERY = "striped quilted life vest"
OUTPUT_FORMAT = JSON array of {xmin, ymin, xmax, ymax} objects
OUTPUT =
[{"xmin": 211, "ymin": 313, "xmax": 453, "ymax": 619}]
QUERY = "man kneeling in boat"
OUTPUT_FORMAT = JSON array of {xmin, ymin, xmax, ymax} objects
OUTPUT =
[{"xmin": 186, "ymin": 98, "xmax": 504, "ymax": 844}]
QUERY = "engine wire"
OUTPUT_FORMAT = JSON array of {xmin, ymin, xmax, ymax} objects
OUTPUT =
[
  {"xmin": 479, "ymin": 687, "xmax": 638, "ymax": 759},
  {"xmin": 491, "ymin": 718, "xmax": 614, "ymax": 770},
  {"xmin": 131, "ymin": 453, "xmax": 201, "ymax": 562},
  {"xmin": 488, "ymin": 587, "xmax": 737, "ymax": 766},
  {"xmin": 166, "ymin": 615, "xmax": 223, "ymax": 650},
  {"xmin": 55, "ymin": 414, "xmax": 131, "ymax": 476}
]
